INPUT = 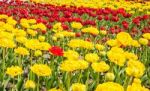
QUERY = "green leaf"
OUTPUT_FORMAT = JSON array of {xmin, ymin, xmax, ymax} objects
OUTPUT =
[{"xmin": 16, "ymin": 77, "xmax": 24, "ymax": 91}]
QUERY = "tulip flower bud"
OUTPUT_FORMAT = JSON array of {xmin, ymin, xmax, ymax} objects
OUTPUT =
[
  {"xmin": 105, "ymin": 72, "xmax": 115, "ymax": 81},
  {"xmin": 52, "ymin": 36, "xmax": 57, "ymax": 41},
  {"xmin": 139, "ymin": 38, "xmax": 148, "ymax": 45},
  {"xmin": 100, "ymin": 30, "xmax": 107, "ymax": 35},
  {"xmin": 38, "ymin": 35, "xmax": 45, "ymax": 42},
  {"xmin": 34, "ymin": 50, "xmax": 42, "ymax": 57},
  {"xmin": 99, "ymin": 51, "xmax": 106, "ymax": 56}
]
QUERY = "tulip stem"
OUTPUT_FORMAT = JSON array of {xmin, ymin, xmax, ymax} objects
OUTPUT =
[
  {"xmin": 2, "ymin": 48, "xmax": 5, "ymax": 74},
  {"xmin": 37, "ymin": 76, "xmax": 40, "ymax": 91},
  {"xmin": 67, "ymin": 72, "xmax": 71, "ymax": 91},
  {"xmin": 110, "ymin": 63, "xmax": 114, "ymax": 72},
  {"xmin": 123, "ymin": 76, "xmax": 133, "ymax": 90},
  {"xmin": 86, "ymin": 69, "xmax": 90, "ymax": 90},
  {"xmin": 2, "ymin": 48, "xmax": 6, "ymax": 89},
  {"xmin": 30, "ymin": 50, "xmax": 33, "ymax": 65},
  {"xmin": 96, "ymin": 73, "xmax": 100, "ymax": 85},
  {"xmin": 78, "ymin": 70, "xmax": 82, "ymax": 83},
  {"xmin": 18, "ymin": 55, "xmax": 22, "ymax": 67},
  {"xmin": 12, "ymin": 79, "xmax": 15, "ymax": 91}
]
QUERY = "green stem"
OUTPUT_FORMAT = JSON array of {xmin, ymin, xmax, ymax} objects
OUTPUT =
[
  {"xmin": 2, "ymin": 48, "xmax": 6, "ymax": 76},
  {"xmin": 144, "ymin": 46, "xmax": 148, "ymax": 64},
  {"xmin": 37, "ymin": 76, "xmax": 40, "ymax": 91},
  {"xmin": 30, "ymin": 50, "xmax": 33, "ymax": 65},
  {"xmin": 96, "ymin": 73, "xmax": 100, "ymax": 85},
  {"xmin": 123, "ymin": 76, "xmax": 133, "ymax": 90},
  {"xmin": 78, "ymin": 70, "xmax": 82, "ymax": 83},
  {"xmin": 67, "ymin": 72, "xmax": 71, "ymax": 91},
  {"xmin": 86, "ymin": 69, "xmax": 90, "ymax": 90},
  {"xmin": 12, "ymin": 78, "xmax": 15, "ymax": 91},
  {"xmin": 58, "ymin": 77, "xmax": 65, "ymax": 91},
  {"xmin": 110, "ymin": 63, "xmax": 114, "ymax": 72},
  {"xmin": 18, "ymin": 55, "xmax": 22, "ymax": 67},
  {"xmin": 2, "ymin": 48, "xmax": 6, "ymax": 91}
]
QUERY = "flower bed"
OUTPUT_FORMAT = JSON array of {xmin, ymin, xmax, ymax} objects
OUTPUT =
[{"xmin": 0, "ymin": 1, "xmax": 150, "ymax": 91}]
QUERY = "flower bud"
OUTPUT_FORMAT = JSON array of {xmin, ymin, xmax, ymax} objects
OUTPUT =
[{"xmin": 105, "ymin": 72, "xmax": 115, "ymax": 81}]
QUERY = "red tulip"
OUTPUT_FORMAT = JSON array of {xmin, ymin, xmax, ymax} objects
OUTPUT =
[
  {"xmin": 73, "ymin": 18, "xmax": 82, "ymax": 22},
  {"xmin": 46, "ymin": 24, "xmax": 52, "ymax": 29},
  {"xmin": 142, "ymin": 15, "xmax": 149, "ymax": 20},
  {"xmin": 110, "ymin": 27, "xmax": 115, "ymax": 34},
  {"xmin": 112, "ymin": 16, "xmax": 119, "ymax": 22},
  {"xmin": 85, "ymin": 38, "xmax": 91, "ymax": 42},
  {"xmin": 49, "ymin": 46, "xmax": 64, "ymax": 56},
  {"xmin": 122, "ymin": 21, "xmax": 129, "ymax": 29},
  {"xmin": 103, "ymin": 8, "xmax": 111, "ymax": 15},
  {"xmin": 133, "ymin": 17, "xmax": 141, "ymax": 26},
  {"xmin": 123, "ymin": 13, "xmax": 132, "ymax": 18},
  {"xmin": 75, "ymin": 32, "xmax": 81, "ymax": 37},
  {"xmin": 64, "ymin": 11, "xmax": 72, "ymax": 18},
  {"xmin": 42, "ymin": 30, "xmax": 47, "ymax": 34},
  {"xmin": 111, "ymin": 10, "xmax": 118, "ymax": 16},
  {"xmin": 102, "ymin": 37, "xmax": 109, "ymax": 43},
  {"xmin": 104, "ymin": 16, "xmax": 109, "ymax": 21},
  {"xmin": 96, "ymin": 9, "xmax": 102, "ymax": 15},
  {"xmin": 49, "ymin": 18, "xmax": 55, "ymax": 22},
  {"xmin": 100, "ymin": 26, "xmax": 106, "ymax": 30},
  {"xmin": 62, "ymin": 23, "xmax": 69, "ymax": 30},
  {"xmin": 98, "ymin": 15, "xmax": 103, "ymax": 21},
  {"xmin": 117, "ymin": 8, "xmax": 125, "ymax": 15}
]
